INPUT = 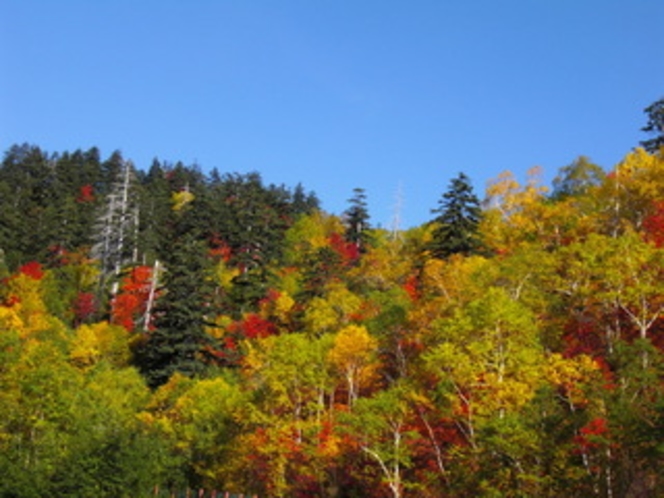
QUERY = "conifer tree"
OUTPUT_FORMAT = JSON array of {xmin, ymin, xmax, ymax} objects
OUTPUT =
[
  {"xmin": 0, "ymin": 144, "xmax": 55, "ymax": 268},
  {"xmin": 641, "ymin": 97, "xmax": 664, "ymax": 153},
  {"xmin": 291, "ymin": 182, "xmax": 320, "ymax": 216},
  {"xmin": 429, "ymin": 172, "xmax": 482, "ymax": 259},
  {"xmin": 136, "ymin": 193, "xmax": 217, "ymax": 388},
  {"xmin": 344, "ymin": 187, "xmax": 372, "ymax": 253}
]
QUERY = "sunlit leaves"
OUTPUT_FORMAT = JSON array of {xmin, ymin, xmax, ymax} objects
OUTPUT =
[
  {"xmin": 69, "ymin": 321, "xmax": 131, "ymax": 369},
  {"xmin": 328, "ymin": 324, "xmax": 380, "ymax": 407}
]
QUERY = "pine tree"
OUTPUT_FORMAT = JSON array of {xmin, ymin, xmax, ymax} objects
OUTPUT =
[{"xmin": 429, "ymin": 173, "xmax": 482, "ymax": 259}]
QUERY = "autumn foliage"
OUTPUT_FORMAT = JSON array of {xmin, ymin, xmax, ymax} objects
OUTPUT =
[{"xmin": 3, "ymin": 144, "xmax": 664, "ymax": 496}]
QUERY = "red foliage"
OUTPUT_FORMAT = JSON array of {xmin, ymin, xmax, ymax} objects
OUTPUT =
[
  {"xmin": 329, "ymin": 232, "xmax": 360, "ymax": 264},
  {"xmin": 643, "ymin": 200, "xmax": 664, "ymax": 247},
  {"xmin": 574, "ymin": 417, "xmax": 609, "ymax": 453},
  {"xmin": 19, "ymin": 261, "xmax": 44, "ymax": 280},
  {"xmin": 73, "ymin": 292, "xmax": 96, "ymax": 324},
  {"xmin": 403, "ymin": 274, "xmax": 420, "ymax": 301},
  {"xmin": 76, "ymin": 184, "xmax": 95, "ymax": 203},
  {"xmin": 234, "ymin": 313, "xmax": 277, "ymax": 339},
  {"xmin": 112, "ymin": 294, "xmax": 140, "ymax": 331},
  {"xmin": 562, "ymin": 316, "xmax": 605, "ymax": 358},
  {"xmin": 110, "ymin": 266, "xmax": 154, "ymax": 331}
]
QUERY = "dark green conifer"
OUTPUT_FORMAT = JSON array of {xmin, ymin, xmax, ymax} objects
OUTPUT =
[
  {"xmin": 641, "ymin": 97, "xmax": 664, "ymax": 153},
  {"xmin": 429, "ymin": 173, "xmax": 482, "ymax": 259},
  {"xmin": 136, "ymin": 196, "xmax": 217, "ymax": 388},
  {"xmin": 344, "ymin": 187, "xmax": 372, "ymax": 253}
]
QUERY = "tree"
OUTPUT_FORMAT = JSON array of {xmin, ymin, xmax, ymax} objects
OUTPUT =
[
  {"xmin": 344, "ymin": 187, "xmax": 372, "ymax": 254},
  {"xmin": 339, "ymin": 384, "xmax": 417, "ymax": 498},
  {"xmin": 136, "ymin": 193, "xmax": 217, "ymax": 388},
  {"xmin": 551, "ymin": 156, "xmax": 605, "ymax": 200},
  {"xmin": 0, "ymin": 144, "xmax": 56, "ymax": 268},
  {"xmin": 429, "ymin": 173, "xmax": 481, "ymax": 259},
  {"xmin": 640, "ymin": 97, "xmax": 664, "ymax": 153},
  {"xmin": 91, "ymin": 157, "xmax": 140, "ymax": 295},
  {"xmin": 239, "ymin": 334, "xmax": 334, "ymax": 497},
  {"xmin": 328, "ymin": 324, "xmax": 380, "ymax": 407}
]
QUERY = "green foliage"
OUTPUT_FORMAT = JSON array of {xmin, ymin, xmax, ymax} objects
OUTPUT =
[{"xmin": 551, "ymin": 156, "xmax": 605, "ymax": 200}]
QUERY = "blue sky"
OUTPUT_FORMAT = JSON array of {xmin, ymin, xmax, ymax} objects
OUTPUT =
[{"xmin": 2, "ymin": 1, "xmax": 662, "ymax": 228}]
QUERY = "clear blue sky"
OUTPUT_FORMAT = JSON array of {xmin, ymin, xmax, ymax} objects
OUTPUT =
[{"xmin": 2, "ymin": 1, "xmax": 662, "ymax": 228}]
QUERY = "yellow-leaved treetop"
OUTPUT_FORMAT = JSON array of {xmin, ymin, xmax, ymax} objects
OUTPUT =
[
  {"xmin": 171, "ymin": 190, "xmax": 195, "ymax": 211},
  {"xmin": 328, "ymin": 324, "xmax": 379, "ymax": 407}
]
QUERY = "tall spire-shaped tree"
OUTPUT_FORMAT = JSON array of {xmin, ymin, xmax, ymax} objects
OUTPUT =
[
  {"xmin": 641, "ymin": 97, "xmax": 664, "ymax": 153},
  {"xmin": 429, "ymin": 173, "xmax": 482, "ymax": 259},
  {"xmin": 136, "ymin": 191, "xmax": 217, "ymax": 388},
  {"xmin": 344, "ymin": 187, "xmax": 372, "ymax": 253}
]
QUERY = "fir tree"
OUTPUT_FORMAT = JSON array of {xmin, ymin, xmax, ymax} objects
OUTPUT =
[
  {"xmin": 429, "ymin": 172, "xmax": 482, "ymax": 258},
  {"xmin": 136, "ymin": 195, "xmax": 217, "ymax": 388},
  {"xmin": 344, "ymin": 187, "xmax": 372, "ymax": 253}
]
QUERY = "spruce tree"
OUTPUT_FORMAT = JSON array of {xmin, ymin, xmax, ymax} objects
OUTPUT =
[{"xmin": 429, "ymin": 173, "xmax": 482, "ymax": 259}]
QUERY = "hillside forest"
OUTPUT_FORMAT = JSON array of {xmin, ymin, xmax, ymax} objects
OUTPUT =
[{"xmin": 2, "ymin": 100, "xmax": 664, "ymax": 497}]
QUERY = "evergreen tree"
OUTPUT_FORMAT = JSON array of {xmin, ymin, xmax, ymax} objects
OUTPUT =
[
  {"xmin": 641, "ymin": 97, "xmax": 664, "ymax": 153},
  {"xmin": 291, "ymin": 182, "xmax": 320, "ymax": 217},
  {"xmin": 136, "ymin": 195, "xmax": 217, "ymax": 388},
  {"xmin": 0, "ymin": 144, "xmax": 55, "ymax": 268},
  {"xmin": 136, "ymin": 159, "xmax": 172, "ymax": 265},
  {"xmin": 344, "ymin": 187, "xmax": 372, "ymax": 253},
  {"xmin": 50, "ymin": 148, "xmax": 103, "ymax": 252},
  {"xmin": 429, "ymin": 172, "xmax": 482, "ymax": 258}
]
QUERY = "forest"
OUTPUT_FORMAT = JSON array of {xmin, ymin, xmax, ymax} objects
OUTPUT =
[{"xmin": 1, "ymin": 100, "xmax": 664, "ymax": 497}]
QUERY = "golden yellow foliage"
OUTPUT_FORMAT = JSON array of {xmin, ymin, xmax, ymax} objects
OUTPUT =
[
  {"xmin": 328, "ymin": 324, "xmax": 379, "ymax": 404},
  {"xmin": 69, "ymin": 321, "xmax": 130, "ymax": 368},
  {"xmin": 171, "ymin": 190, "xmax": 195, "ymax": 211}
]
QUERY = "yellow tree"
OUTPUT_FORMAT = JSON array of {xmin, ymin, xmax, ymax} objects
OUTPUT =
[
  {"xmin": 597, "ymin": 148, "xmax": 664, "ymax": 234},
  {"xmin": 328, "ymin": 324, "xmax": 380, "ymax": 408},
  {"xmin": 481, "ymin": 167, "xmax": 550, "ymax": 253},
  {"xmin": 302, "ymin": 281, "xmax": 363, "ymax": 337}
]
